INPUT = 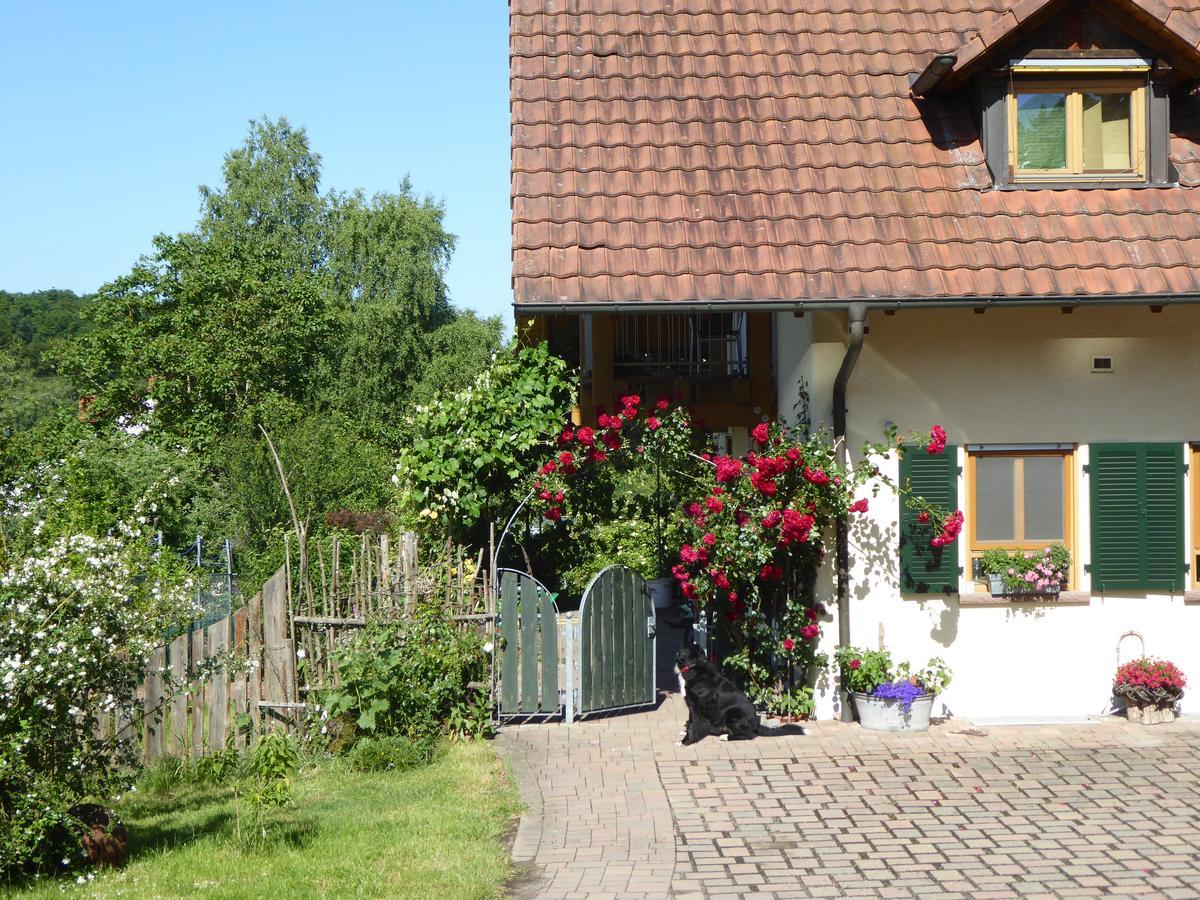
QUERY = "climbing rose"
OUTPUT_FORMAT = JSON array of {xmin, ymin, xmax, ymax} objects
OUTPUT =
[
  {"xmin": 714, "ymin": 456, "xmax": 743, "ymax": 483},
  {"xmin": 801, "ymin": 624, "xmax": 819, "ymax": 641},
  {"xmin": 577, "ymin": 427, "xmax": 595, "ymax": 446},
  {"xmin": 702, "ymin": 532, "xmax": 717, "ymax": 546},
  {"xmin": 680, "ymin": 545, "xmax": 700, "ymax": 564},
  {"xmin": 762, "ymin": 509, "xmax": 782, "ymax": 529},
  {"xmin": 927, "ymin": 424, "xmax": 947, "ymax": 455},
  {"xmin": 539, "ymin": 490, "xmax": 552, "ymax": 501},
  {"xmin": 782, "ymin": 638, "xmax": 795, "ymax": 652},
  {"xmin": 539, "ymin": 461, "xmax": 557, "ymax": 475},
  {"xmin": 752, "ymin": 422, "xmax": 770, "ymax": 445},
  {"xmin": 917, "ymin": 510, "xmax": 931, "ymax": 524},
  {"xmin": 544, "ymin": 507, "xmax": 561, "ymax": 522},
  {"xmin": 656, "ymin": 395, "xmax": 670, "ymax": 410},
  {"xmin": 553, "ymin": 491, "xmax": 565, "ymax": 503},
  {"xmin": 597, "ymin": 413, "xmax": 613, "ymax": 428},
  {"xmin": 686, "ymin": 502, "xmax": 704, "ymax": 521},
  {"xmin": 849, "ymin": 498, "xmax": 869, "ymax": 513},
  {"xmin": 803, "ymin": 467, "xmax": 829, "ymax": 485},
  {"xmin": 559, "ymin": 429, "xmax": 574, "ymax": 444},
  {"xmin": 705, "ymin": 496, "xmax": 724, "ymax": 513},
  {"xmin": 619, "ymin": 394, "xmax": 640, "ymax": 409},
  {"xmin": 713, "ymin": 570, "xmax": 731, "ymax": 589},
  {"xmin": 589, "ymin": 449, "xmax": 607, "ymax": 463},
  {"xmin": 646, "ymin": 416, "xmax": 661, "ymax": 430}
]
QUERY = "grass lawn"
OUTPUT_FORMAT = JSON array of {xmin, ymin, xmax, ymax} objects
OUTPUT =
[{"xmin": 13, "ymin": 741, "xmax": 520, "ymax": 900}]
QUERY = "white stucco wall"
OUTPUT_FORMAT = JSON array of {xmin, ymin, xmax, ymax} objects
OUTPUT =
[{"xmin": 774, "ymin": 305, "xmax": 1200, "ymax": 722}]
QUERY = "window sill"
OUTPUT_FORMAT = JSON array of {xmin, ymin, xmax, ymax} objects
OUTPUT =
[
  {"xmin": 1185, "ymin": 590, "xmax": 1200, "ymax": 604},
  {"xmin": 959, "ymin": 590, "xmax": 1091, "ymax": 607},
  {"xmin": 997, "ymin": 181, "xmax": 1173, "ymax": 190}
]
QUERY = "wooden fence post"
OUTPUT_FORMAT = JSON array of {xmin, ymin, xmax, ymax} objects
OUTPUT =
[
  {"xmin": 143, "ymin": 646, "xmax": 165, "ymax": 764},
  {"xmin": 262, "ymin": 567, "xmax": 294, "ymax": 729},
  {"xmin": 169, "ymin": 633, "xmax": 188, "ymax": 757},
  {"xmin": 190, "ymin": 626, "xmax": 206, "ymax": 758},
  {"xmin": 247, "ymin": 589, "xmax": 264, "ymax": 736}
]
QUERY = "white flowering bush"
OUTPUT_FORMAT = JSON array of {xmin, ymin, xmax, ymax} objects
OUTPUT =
[{"xmin": 0, "ymin": 476, "xmax": 196, "ymax": 878}]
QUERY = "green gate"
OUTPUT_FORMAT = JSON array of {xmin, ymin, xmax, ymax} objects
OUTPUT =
[
  {"xmin": 496, "ymin": 569, "xmax": 560, "ymax": 718},
  {"xmin": 576, "ymin": 565, "xmax": 656, "ymax": 717}
]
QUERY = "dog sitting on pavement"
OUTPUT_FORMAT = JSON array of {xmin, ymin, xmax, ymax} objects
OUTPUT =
[{"xmin": 674, "ymin": 642, "xmax": 773, "ymax": 744}]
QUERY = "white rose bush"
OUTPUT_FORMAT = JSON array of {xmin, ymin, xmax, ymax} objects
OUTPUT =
[{"xmin": 0, "ymin": 474, "xmax": 196, "ymax": 877}]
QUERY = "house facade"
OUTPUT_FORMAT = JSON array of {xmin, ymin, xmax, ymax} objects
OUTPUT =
[{"xmin": 511, "ymin": 0, "xmax": 1200, "ymax": 721}]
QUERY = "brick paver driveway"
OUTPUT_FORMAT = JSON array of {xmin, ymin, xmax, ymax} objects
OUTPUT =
[{"xmin": 497, "ymin": 694, "xmax": 1200, "ymax": 898}]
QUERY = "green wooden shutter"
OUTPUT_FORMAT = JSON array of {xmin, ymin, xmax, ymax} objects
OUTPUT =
[
  {"xmin": 898, "ymin": 446, "xmax": 960, "ymax": 593},
  {"xmin": 1090, "ymin": 443, "xmax": 1185, "ymax": 591}
]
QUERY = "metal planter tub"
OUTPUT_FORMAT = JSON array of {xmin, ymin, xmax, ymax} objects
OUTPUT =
[{"xmin": 851, "ymin": 691, "xmax": 935, "ymax": 732}]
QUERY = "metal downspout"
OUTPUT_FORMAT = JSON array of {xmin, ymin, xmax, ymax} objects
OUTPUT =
[{"xmin": 833, "ymin": 301, "xmax": 868, "ymax": 722}]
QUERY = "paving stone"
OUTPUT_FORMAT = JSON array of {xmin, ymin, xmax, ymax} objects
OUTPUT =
[{"xmin": 496, "ymin": 694, "xmax": 1200, "ymax": 897}]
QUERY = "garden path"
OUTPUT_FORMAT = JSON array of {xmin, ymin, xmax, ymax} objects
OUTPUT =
[{"xmin": 498, "ymin": 696, "xmax": 1200, "ymax": 898}]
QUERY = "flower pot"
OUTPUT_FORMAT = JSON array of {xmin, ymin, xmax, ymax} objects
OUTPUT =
[
  {"xmin": 647, "ymin": 577, "xmax": 676, "ymax": 610},
  {"xmin": 987, "ymin": 573, "xmax": 1005, "ymax": 595},
  {"xmin": 851, "ymin": 691, "xmax": 934, "ymax": 732}
]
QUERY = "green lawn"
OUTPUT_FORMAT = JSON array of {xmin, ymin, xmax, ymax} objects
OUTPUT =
[{"xmin": 14, "ymin": 742, "xmax": 520, "ymax": 900}]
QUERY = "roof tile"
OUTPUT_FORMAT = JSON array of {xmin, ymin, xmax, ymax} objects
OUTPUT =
[{"xmin": 512, "ymin": 0, "xmax": 1200, "ymax": 303}]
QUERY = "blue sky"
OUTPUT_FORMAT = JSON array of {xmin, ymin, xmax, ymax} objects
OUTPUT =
[{"xmin": 0, "ymin": 2, "xmax": 514, "ymax": 328}]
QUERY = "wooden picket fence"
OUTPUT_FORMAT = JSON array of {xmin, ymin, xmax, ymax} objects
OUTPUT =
[{"xmin": 116, "ymin": 532, "xmax": 490, "ymax": 763}]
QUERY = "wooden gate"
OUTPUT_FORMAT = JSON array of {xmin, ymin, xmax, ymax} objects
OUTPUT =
[
  {"xmin": 496, "ymin": 569, "xmax": 561, "ymax": 717},
  {"xmin": 578, "ymin": 566, "xmax": 656, "ymax": 715}
]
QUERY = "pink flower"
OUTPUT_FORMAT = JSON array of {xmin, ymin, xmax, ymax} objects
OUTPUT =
[
  {"xmin": 849, "ymin": 658, "xmax": 862, "ymax": 670},
  {"xmin": 702, "ymin": 532, "xmax": 717, "ymax": 546},
  {"xmin": 752, "ymin": 422, "xmax": 770, "ymax": 445},
  {"xmin": 782, "ymin": 638, "xmax": 795, "ymax": 652},
  {"xmin": 705, "ymin": 496, "xmax": 724, "ymax": 513},
  {"xmin": 646, "ymin": 416, "xmax": 661, "ymax": 430},
  {"xmin": 801, "ymin": 624, "xmax": 819, "ymax": 641}
]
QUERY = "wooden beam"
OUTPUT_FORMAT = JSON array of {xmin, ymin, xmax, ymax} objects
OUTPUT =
[
  {"xmin": 591, "ymin": 313, "xmax": 615, "ymax": 415},
  {"xmin": 747, "ymin": 313, "xmax": 775, "ymax": 424}
]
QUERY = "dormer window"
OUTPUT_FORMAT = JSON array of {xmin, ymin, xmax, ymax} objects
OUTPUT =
[{"xmin": 1007, "ymin": 57, "xmax": 1150, "ymax": 183}]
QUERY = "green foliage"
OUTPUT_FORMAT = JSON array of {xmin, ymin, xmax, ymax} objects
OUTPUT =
[
  {"xmin": 0, "ymin": 482, "xmax": 196, "ymax": 879},
  {"xmin": 0, "ymin": 289, "xmax": 91, "ymax": 438},
  {"xmin": 346, "ymin": 735, "xmax": 438, "ymax": 773},
  {"xmin": 834, "ymin": 647, "xmax": 895, "ymax": 695},
  {"xmin": 236, "ymin": 731, "xmax": 300, "ymax": 848},
  {"xmin": 395, "ymin": 341, "xmax": 575, "ymax": 542},
  {"xmin": 834, "ymin": 646, "xmax": 953, "ymax": 696},
  {"xmin": 405, "ymin": 312, "xmax": 505, "ymax": 410},
  {"xmin": 319, "ymin": 600, "xmax": 489, "ymax": 741}
]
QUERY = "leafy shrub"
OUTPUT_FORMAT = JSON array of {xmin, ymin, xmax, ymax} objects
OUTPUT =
[
  {"xmin": 236, "ymin": 731, "xmax": 300, "ymax": 848},
  {"xmin": 835, "ymin": 647, "xmax": 952, "ymax": 698},
  {"xmin": 0, "ymin": 477, "xmax": 196, "ymax": 878},
  {"xmin": 347, "ymin": 735, "xmax": 437, "ymax": 773},
  {"xmin": 318, "ymin": 599, "xmax": 489, "ymax": 741}
]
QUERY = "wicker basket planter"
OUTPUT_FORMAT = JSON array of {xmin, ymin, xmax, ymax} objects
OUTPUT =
[{"xmin": 1116, "ymin": 684, "xmax": 1182, "ymax": 725}]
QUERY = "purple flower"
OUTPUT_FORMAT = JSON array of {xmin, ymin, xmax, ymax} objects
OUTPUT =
[{"xmin": 872, "ymin": 680, "xmax": 926, "ymax": 713}]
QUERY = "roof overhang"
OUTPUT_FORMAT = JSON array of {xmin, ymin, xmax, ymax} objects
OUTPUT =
[{"xmin": 514, "ymin": 294, "xmax": 1200, "ymax": 313}]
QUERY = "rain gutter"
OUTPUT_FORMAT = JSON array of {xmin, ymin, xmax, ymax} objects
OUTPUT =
[{"xmin": 832, "ymin": 301, "xmax": 867, "ymax": 723}]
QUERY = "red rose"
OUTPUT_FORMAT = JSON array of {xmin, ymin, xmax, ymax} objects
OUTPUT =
[
  {"xmin": 553, "ymin": 491, "xmax": 565, "ymax": 503},
  {"xmin": 646, "ymin": 416, "xmax": 661, "ymax": 430},
  {"xmin": 917, "ymin": 511, "xmax": 930, "ymax": 524},
  {"xmin": 702, "ymin": 533, "xmax": 717, "ymax": 546},
  {"xmin": 655, "ymin": 396, "xmax": 670, "ymax": 411},
  {"xmin": 577, "ymin": 427, "xmax": 595, "ymax": 446},
  {"xmin": 539, "ymin": 490, "xmax": 552, "ymax": 501},
  {"xmin": 849, "ymin": 658, "xmax": 861, "ymax": 670},
  {"xmin": 597, "ymin": 413, "xmax": 612, "ymax": 428},
  {"xmin": 559, "ymin": 429, "xmax": 574, "ymax": 444},
  {"xmin": 850, "ymin": 498, "xmax": 869, "ymax": 513},
  {"xmin": 590, "ymin": 450, "xmax": 607, "ymax": 463},
  {"xmin": 751, "ymin": 422, "xmax": 770, "ymax": 445},
  {"xmin": 539, "ymin": 461, "xmax": 557, "ymax": 475},
  {"xmin": 782, "ymin": 638, "xmax": 795, "ymax": 652},
  {"xmin": 705, "ymin": 496, "xmax": 724, "ymax": 513},
  {"xmin": 762, "ymin": 510, "xmax": 782, "ymax": 529},
  {"xmin": 619, "ymin": 394, "xmax": 640, "ymax": 409},
  {"xmin": 801, "ymin": 624, "xmax": 819, "ymax": 640},
  {"xmin": 544, "ymin": 507, "xmax": 561, "ymax": 522}
]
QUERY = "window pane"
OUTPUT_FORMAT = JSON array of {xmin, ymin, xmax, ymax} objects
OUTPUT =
[
  {"xmin": 975, "ymin": 457, "xmax": 1015, "ymax": 541},
  {"xmin": 1023, "ymin": 456, "xmax": 1065, "ymax": 541},
  {"xmin": 1082, "ymin": 92, "xmax": 1131, "ymax": 172},
  {"xmin": 1016, "ymin": 93, "xmax": 1067, "ymax": 170}
]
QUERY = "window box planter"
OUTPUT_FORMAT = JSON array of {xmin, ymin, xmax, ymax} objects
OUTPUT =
[{"xmin": 850, "ymin": 691, "xmax": 934, "ymax": 732}]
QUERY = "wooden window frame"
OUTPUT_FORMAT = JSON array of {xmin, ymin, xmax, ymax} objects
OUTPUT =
[
  {"xmin": 1192, "ymin": 445, "xmax": 1199, "ymax": 589},
  {"xmin": 967, "ymin": 449, "xmax": 1075, "ymax": 588},
  {"xmin": 1008, "ymin": 77, "xmax": 1147, "ymax": 182}
]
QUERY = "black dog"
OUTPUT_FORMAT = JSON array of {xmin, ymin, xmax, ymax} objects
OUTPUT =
[{"xmin": 674, "ymin": 643, "xmax": 772, "ymax": 744}]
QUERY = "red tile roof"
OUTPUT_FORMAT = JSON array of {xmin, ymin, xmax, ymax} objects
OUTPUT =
[{"xmin": 510, "ymin": 0, "xmax": 1200, "ymax": 305}]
